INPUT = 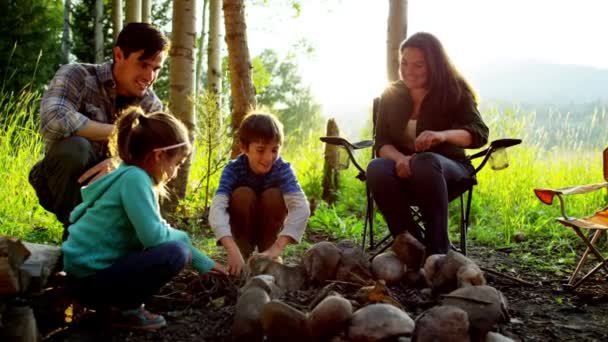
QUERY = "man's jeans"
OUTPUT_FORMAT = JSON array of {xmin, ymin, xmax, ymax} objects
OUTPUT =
[{"xmin": 29, "ymin": 137, "xmax": 102, "ymax": 240}]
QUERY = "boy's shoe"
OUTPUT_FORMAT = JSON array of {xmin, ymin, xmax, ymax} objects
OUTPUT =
[{"xmin": 109, "ymin": 305, "xmax": 166, "ymax": 331}]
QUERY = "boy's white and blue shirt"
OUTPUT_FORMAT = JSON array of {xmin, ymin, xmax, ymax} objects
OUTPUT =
[
  {"xmin": 215, "ymin": 154, "xmax": 302, "ymax": 195},
  {"xmin": 209, "ymin": 154, "xmax": 310, "ymax": 243}
]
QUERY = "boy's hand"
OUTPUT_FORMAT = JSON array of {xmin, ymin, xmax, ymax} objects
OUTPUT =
[
  {"xmin": 219, "ymin": 236, "xmax": 246, "ymax": 276},
  {"xmin": 259, "ymin": 235, "xmax": 293, "ymax": 260},
  {"xmin": 226, "ymin": 250, "xmax": 245, "ymax": 276},
  {"xmin": 258, "ymin": 244, "xmax": 282, "ymax": 260}
]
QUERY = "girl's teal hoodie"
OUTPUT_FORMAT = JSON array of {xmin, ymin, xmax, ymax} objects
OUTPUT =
[{"xmin": 62, "ymin": 164, "xmax": 214, "ymax": 278}]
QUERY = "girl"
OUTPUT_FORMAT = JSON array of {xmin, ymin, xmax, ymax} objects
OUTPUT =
[{"xmin": 62, "ymin": 106, "xmax": 226, "ymax": 331}]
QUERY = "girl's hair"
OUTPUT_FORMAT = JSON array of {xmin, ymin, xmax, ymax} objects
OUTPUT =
[
  {"xmin": 400, "ymin": 32, "xmax": 477, "ymax": 112},
  {"xmin": 238, "ymin": 112, "xmax": 284, "ymax": 148},
  {"xmin": 115, "ymin": 106, "xmax": 191, "ymax": 183}
]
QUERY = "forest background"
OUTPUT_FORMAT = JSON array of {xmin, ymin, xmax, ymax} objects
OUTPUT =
[{"xmin": 1, "ymin": 0, "xmax": 607, "ymax": 275}]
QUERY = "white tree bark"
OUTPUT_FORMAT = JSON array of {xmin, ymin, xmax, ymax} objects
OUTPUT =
[
  {"xmin": 195, "ymin": 0, "xmax": 209, "ymax": 95},
  {"xmin": 168, "ymin": 0, "xmax": 197, "ymax": 202},
  {"xmin": 207, "ymin": 0, "xmax": 222, "ymax": 97},
  {"xmin": 94, "ymin": 0, "xmax": 104, "ymax": 63},
  {"xmin": 223, "ymin": 0, "xmax": 256, "ymax": 157},
  {"xmin": 142, "ymin": 0, "xmax": 151, "ymax": 23},
  {"xmin": 127, "ymin": 0, "xmax": 142, "ymax": 23},
  {"xmin": 112, "ymin": 0, "xmax": 123, "ymax": 42},
  {"xmin": 61, "ymin": 0, "xmax": 71, "ymax": 64},
  {"xmin": 386, "ymin": 0, "xmax": 408, "ymax": 82}
]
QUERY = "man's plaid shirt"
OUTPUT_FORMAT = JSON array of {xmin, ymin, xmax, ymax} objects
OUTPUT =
[{"xmin": 39, "ymin": 62, "xmax": 162, "ymax": 155}]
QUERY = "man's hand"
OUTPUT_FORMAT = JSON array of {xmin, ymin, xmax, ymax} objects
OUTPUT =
[
  {"xmin": 78, "ymin": 158, "xmax": 116, "ymax": 185},
  {"xmin": 395, "ymin": 154, "xmax": 415, "ymax": 179},
  {"xmin": 415, "ymin": 130, "xmax": 446, "ymax": 152}
]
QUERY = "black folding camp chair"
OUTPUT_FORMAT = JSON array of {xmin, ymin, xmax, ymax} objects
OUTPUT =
[{"xmin": 320, "ymin": 98, "xmax": 521, "ymax": 256}]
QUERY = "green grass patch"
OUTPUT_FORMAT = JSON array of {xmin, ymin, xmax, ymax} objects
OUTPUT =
[{"xmin": 1, "ymin": 89, "xmax": 607, "ymax": 272}]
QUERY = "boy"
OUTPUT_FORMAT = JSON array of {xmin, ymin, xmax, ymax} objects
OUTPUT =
[{"xmin": 209, "ymin": 112, "xmax": 310, "ymax": 276}]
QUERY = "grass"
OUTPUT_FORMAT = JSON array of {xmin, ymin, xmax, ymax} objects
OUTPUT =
[
  {"xmin": 0, "ymin": 90, "xmax": 63, "ymax": 243},
  {"xmin": 1, "ymin": 89, "xmax": 607, "ymax": 274}
]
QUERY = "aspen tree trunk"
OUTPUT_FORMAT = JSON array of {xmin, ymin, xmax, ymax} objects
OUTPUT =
[
  {"xmin": 112, "ymin": 0, "xmax": 122, "ymax": 42},
  {"xmin": 167, "ymin": 0, "xmax": 197, "ymax": 208},
  {"xmin": 207, "ymin": 0, "xmax": 222, "ymax": 97},
  {"xmin": 127, "ymin": 0, "xmax": 142, "ymax": 23},
  {"xmin": 322, "ymin": 119, "xmax": 340, "ymax": 204},
  {"xmin": 94, "ymin": 0, "xmax": 104, "ymax": 63},
  {"xmin": 142, "ymin": 0, "xmax": 151, "ymax": 23},
  {"xmin": 386, "ymin": 0, "xmax": 408, "ymax": 82},
  {"xmin": 223, "ymin": 0, "xmax": 256, "ymax": 158},
  {"xmin": 195, "ymin": 0, "xmax": 209, "ymax": 95},
  {"xmin": 61, "ymin": 0, "xmax": 71, "ymax": 64}
]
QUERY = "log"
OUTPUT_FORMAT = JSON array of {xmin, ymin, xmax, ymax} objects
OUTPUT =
[
  {"xmin": 322, "ymin": 118, "xmax": 340, "ymax": 204},
  {"xmin": 0, "ymin": 237, "xmax": 31, "ymax": 295},
  {"xmin": 21, "ymin": 242, "xmax": 62, "ymax": 293},
  {"xmin": 0, "ymin": 305, "xmax": 41, "ymax": 342}
]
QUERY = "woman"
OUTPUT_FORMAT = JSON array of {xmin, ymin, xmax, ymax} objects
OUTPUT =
[{"xmin": 367, "ymin": 32, "xmax": 489, "ymax": 259}]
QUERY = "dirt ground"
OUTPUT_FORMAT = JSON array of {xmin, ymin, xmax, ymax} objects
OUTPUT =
[{"xmin": 39, "ymin": 243, "xmax": 608, "ymax": 342}]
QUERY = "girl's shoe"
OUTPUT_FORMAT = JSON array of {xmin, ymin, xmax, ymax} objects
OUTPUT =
[{"xmin": 110, "ymin": 305, "xmax": 166, "ymax": 331}]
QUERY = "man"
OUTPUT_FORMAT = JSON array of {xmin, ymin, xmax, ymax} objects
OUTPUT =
[{"xmin": 29, "ymin": 23, "xmax": 170, "ymax": 240}]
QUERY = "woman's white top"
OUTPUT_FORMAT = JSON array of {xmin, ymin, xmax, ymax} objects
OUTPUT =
[{"xmin": 405, "ymin": 119, "xmax": 417, "ymax": 150}]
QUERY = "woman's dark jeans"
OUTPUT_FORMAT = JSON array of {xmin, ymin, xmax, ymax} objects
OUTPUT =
[
  {"xmin": 67, "ymin": 241, "xmax": 191, "ymax": 310},
  {"xmin": 366, "ymin": 152, "xmax": 473, "ymax": 255}
]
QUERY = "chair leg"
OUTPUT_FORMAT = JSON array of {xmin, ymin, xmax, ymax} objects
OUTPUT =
[
  {"xmin": 569, "ymin": 229, "xmax": 602, "ymax": 286},
  {"xmin": 361, "ymin": 182, "xmax": 375, "ymax": 252},
  {"xmin": 370, "ymin": 237, "xmax": 393, "ymax": 259},
  {"xmin": 568, "ymin": 228, "xmax": 608, "ymax": 290},
  {"xmin": 459, "ymin": 190, "xmax": 473, "ymax": 255},
  {"xmin": 368, "ymin": 184, "xmax": 375, "ymax": 250}
]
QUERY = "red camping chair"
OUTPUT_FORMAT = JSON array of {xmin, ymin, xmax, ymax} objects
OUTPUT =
[{"xmin": 534, "ymin": 147, "xmax": 608, "ymax": 290}]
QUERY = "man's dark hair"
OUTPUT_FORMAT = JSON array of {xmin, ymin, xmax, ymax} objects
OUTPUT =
[{"xmin": 115, "ymin": 23, "xmax": 170, "ymax": 61}]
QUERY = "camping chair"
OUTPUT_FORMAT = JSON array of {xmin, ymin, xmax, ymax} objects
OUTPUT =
[
  {"xmin": 533, "ymin": 147, "xmax": 608, "ymax": 290},
  {"xmin": 320, "ymin": 97, "xmax": 521, "ymax": 256}
]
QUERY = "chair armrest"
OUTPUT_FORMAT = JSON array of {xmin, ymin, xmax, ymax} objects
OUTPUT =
[
  {"xmin": 534, "ymin": 183, "xmax": 608, "ymax": 204},
  {"xmin": 469, "ymin": 138, "xmax": 522, "ymax": 174},
  {"xmin": 534, "ymin": 182, "xmax": 608, "ymax": 219},
  {"xmin": 319, "ymin": 136, "xmax": 373, "ymax": 179},
  {"xmin": 320, "ymin": 136, "xmax": 374, "ymax": 150}
]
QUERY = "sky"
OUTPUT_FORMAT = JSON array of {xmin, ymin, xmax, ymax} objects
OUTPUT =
[{"xmin": 238, "ymin": 0, "xmax": 608, "ymax": 137}]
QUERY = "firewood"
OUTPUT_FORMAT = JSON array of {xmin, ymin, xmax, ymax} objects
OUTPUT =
[{"xmin": 0, "ymin": 237, "xmax": 31, "ymax": 295}]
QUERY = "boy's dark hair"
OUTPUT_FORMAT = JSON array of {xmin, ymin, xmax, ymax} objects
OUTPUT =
[
  {"xmin": 115, "ymin": 23, "xmax": 170, "ymax": 61},
  {"xmin": 238, "ymin": 112, "xmax": 284, "ymax": 148},
  {"xmin": 116, "ymin": 106, "xmax": 191, "ymax": 166}
]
